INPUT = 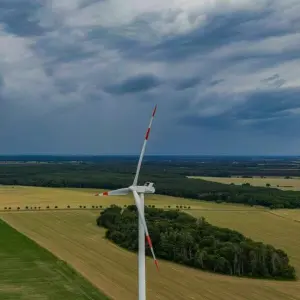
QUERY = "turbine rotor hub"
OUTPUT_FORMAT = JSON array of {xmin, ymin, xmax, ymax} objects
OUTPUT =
[{"xmin": 129, "ymin": 182, "xmax": 155, "ymax": 194}]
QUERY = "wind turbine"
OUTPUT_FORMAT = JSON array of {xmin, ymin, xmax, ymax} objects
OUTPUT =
[{"xmin": 95, "ymin": 104, "xmax": 158, "ymax": 300}]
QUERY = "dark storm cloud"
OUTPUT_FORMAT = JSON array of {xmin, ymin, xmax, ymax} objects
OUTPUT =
[
  {"xmin": 104, "ymin": 10, "xmax": 300, "ymax": 79},
  {"xmin": 173, "ymin": 77, "xmax": 201, "ymax": 91},
  {"xmin": 225, "ymin": 48, "xmax": 300, "ymax": 69},
  {"xmin": 209, "ymin": 79, "xmax": 224, "ymax": 86},
  {"xmin": 238, "ymin": 88, "xmax": 300, "ymax": 120},
  {"xmin": 260, "ymin": 74, "xmax": 286, "ymax": 88},
  {"xmin": 179, "ymin": 88, "xmax": 300, "ymax": 133},
  {"xmin": 34, "ymin": 33, "xmax": 98, "ymax": 65},
  {"xmin": 179, "ymin": 113, "xmax": 236, "ymax": 130},
  {"xmin": 104, "ymin": 74, "xmax": 162, "ymax": 95},
  {"xmin": 0, "ymin": 0, "xmax": 45, "ymax": 36},
  {"xmin": 115, "ymin": 11, "xmax": 272, "ymax": 62},
  {"xmin": 1, "ymin": 0, "xmax": 300, "ymax": 155}
]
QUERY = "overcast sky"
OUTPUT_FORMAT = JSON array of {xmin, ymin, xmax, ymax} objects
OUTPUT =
[{"xmin": 0, "ymin": 0, "xmax": 300, "ymax": 155}]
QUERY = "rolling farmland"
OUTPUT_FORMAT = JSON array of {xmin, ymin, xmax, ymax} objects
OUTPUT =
[
  {"xmin": 189, "ymin": 176, "xmax": 300, "ymax": 191},
  {"xmin": 1, "ymin": 186, "xmax": 300, "ymax": 299},
  {"xmin": 0, "ymin": 185, "xmax": 201, "ymax": 211},
  {"xmin": 2, "ymin": 210, "xmax": 300, "ymax": 300}
]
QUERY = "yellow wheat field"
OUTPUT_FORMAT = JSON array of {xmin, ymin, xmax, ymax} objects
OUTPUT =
[
  {"xmin": 0, "ymin": 185, "xmax": 199, "ymax": 210},
  {"xmin": 0, "ymin": 185, "xmax": 262, "ymax": 211},
  {"xmin": 1, "ymin": 186, "xmax": 300, "ymax": 299},
  {"xmin": 189, "ymin": 176, "xmax": 300, "ymax": 191}
]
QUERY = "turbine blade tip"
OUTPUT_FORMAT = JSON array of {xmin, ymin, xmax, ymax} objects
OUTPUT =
[
  {"xmin": 95, "ymin": 191, "xmax": 108, "ymax": 196},
  {"xmin": 152, "ymin": 105, "xmax": 157, "ymax": 116},
  {"xmin": 154, "ymin": 259, "xmax": 159, "ymax": 271}
]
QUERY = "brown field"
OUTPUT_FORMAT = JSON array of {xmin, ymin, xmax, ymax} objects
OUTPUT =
[
  {"xmin": 188, "ymin": 176, "xmax": 300, "ymax": 190},
  {"xmin": 1, "ymin": 186, "xmax": 300, "ymax": 299}
]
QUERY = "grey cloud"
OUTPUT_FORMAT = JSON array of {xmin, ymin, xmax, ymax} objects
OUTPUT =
[
  {"xmin": 239, "ymin": 88, "xmax": 300, "ymax": 120},
  {"xmin": 109, "ymin": 9, "xmax": 300, "ymax": 82},
  {"xmin": 78, "ymin": 0, "xmax": 105, "ymax": 9},
  {"xmin": 104, "ymin": 74, "xmax": 162, "ymax": 95},
  {"xmin": 1, "ymin": 1, "xmax": 300, "ymax": 155},
  {"xmin": 0, "ymin": 74, "xmax": 4, "ymax": 89},
  {"xmin": 210, "ymin": 79, "xmax": 224, "ymax": 86},
  {"xmin": 224, "ymin": 47, "xmax": 300, "ymax": 69},
  {"xmin": 54, "ymin": 80, "xmax": 78, "ymax": 95},
  {"xmin": 34, "ymin": 32, "xmax": 98, "ymax": 64},
  {"xmin": 173, "ymin": 77, "xmax": 201, "ymax": 90},
  {"xmin": 117, "ymin": 11, "xmax": 271, "ymax": 62},
  {"xmin": 263, "ymin": 74, "xmax": 280, "ymax": 82},
  {"xmin": 178, "ymin": 113, "xmax": 236, "ymax": 130},
  {"xmin": 179, "ymin": 88, "xmax": 300, "ymax": 134},
  {"xmin": 0, "ymin": 0, "xmax": 45, "ymax": 36},
  {"xmin": 260, "ymin": 74, "xmax": 286, "ymax": 88}
]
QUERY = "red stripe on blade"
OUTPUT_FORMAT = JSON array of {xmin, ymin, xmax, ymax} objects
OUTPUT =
[
  {"xmin": 145, "ymin": 128, "xmax": 151, "ymax": 140},
  {"xmin": 146, "ymin": 235, "xmax": 153, "ymax": 248}
]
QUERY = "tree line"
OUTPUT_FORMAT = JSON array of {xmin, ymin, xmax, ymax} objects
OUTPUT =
[
  {"xmin": 1, "ymin": 163, "xmax": 300, "ymax": 208},
  {"xmin": 97, "ymin": 206, "xmax": 296, "ymax": 280}
]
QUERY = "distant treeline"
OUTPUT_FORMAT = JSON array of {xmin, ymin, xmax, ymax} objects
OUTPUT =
[
  {"xmin": 1, "ymin": 163, "xmax": 300, "ymax": 208},
  {"xmin": 97, "ymin": 206, "xmax": 296, "ymax": 280},
  {"xmin": 1, "ymin": 155, "xmax": 300, "ymax": 177}
]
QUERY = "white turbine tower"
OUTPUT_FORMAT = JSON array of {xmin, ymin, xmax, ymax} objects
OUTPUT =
[{"xmin": 95, "ymin": 105, "xmax": 158, "ymax": 300}]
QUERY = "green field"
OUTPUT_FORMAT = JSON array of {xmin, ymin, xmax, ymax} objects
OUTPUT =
[{"xmin": 0, "ymin": 218, "xmax": 109, "ymax": 300}]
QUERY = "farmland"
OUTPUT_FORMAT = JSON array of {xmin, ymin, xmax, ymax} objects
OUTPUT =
[
  {"xmin": 3, "ymin": 159, "xmax": 300, "ymax": 208},
  {"xmin": 0, "ymin": 185, "xmax": 203, "ymax": 211},
  {"xmin": 1, "ymin": 186, "xmax": 300, "ymax": 299},
  {"xmin": 0, "ymin": 217, "xmax": 108, "ymax": 300},
  {"xmin": 189, "ymin": 176, "xmax": 300, "ymax": 191},
  {"xmin": 188, "ymin": 209, "xmax": 300, "ymax": 272}
]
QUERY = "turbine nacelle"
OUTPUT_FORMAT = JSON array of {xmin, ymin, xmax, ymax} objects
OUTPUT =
[{"xmin": 130, "ymin": 182, "xmax": 155, "ymax": 194}]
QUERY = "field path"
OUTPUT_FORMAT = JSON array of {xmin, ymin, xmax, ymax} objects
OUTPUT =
[{"xmin": 2, "ymin": 210, "xmax": 300, "ymax": 300}]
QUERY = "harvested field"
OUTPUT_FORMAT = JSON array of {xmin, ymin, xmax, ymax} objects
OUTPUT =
[
  {"xmin": 189, "ymin": 176, "xmax": 300, "ymax": 190},
  {"xmin": 1, "ymin": 209, "xmax": 300, "ymax": 300},
  {"xmin": 269, "ymin": 209, "xmax": 300, "ymax": 223},
  {"xmin": 0, "ymin": 185, "xmax": 263, "ymax": 213},
  {"xmin": 0, "ymin": 218, "xmax": 108, "ymax": 300},
  {"xmin": 0, "ymin": 185, "xmax": 202, "ymax": 211},
  {"xmin": 1, "ymin": 186, "xmax": 300, "ymax": 299},
  {"xmin": 188, "ymin": 209, "xmax": 300, "ymax": 272}
]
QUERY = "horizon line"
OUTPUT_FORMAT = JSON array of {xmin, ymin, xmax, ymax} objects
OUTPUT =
[{"xmin": 0, "ymin": 154, "xmax": 299, "ymax": 157}]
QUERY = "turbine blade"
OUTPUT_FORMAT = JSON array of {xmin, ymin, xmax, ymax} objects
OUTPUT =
[
  {"xmin": 95, "ymin": 187, "xmax": 130, "ymax": 196},
  {"xmin": 133, "ymin": 191, "xmax": 159, "ymax": 271},
  {"xmin": 132, "ymin": 105, "xmax": 157, "ymax": 186}
]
